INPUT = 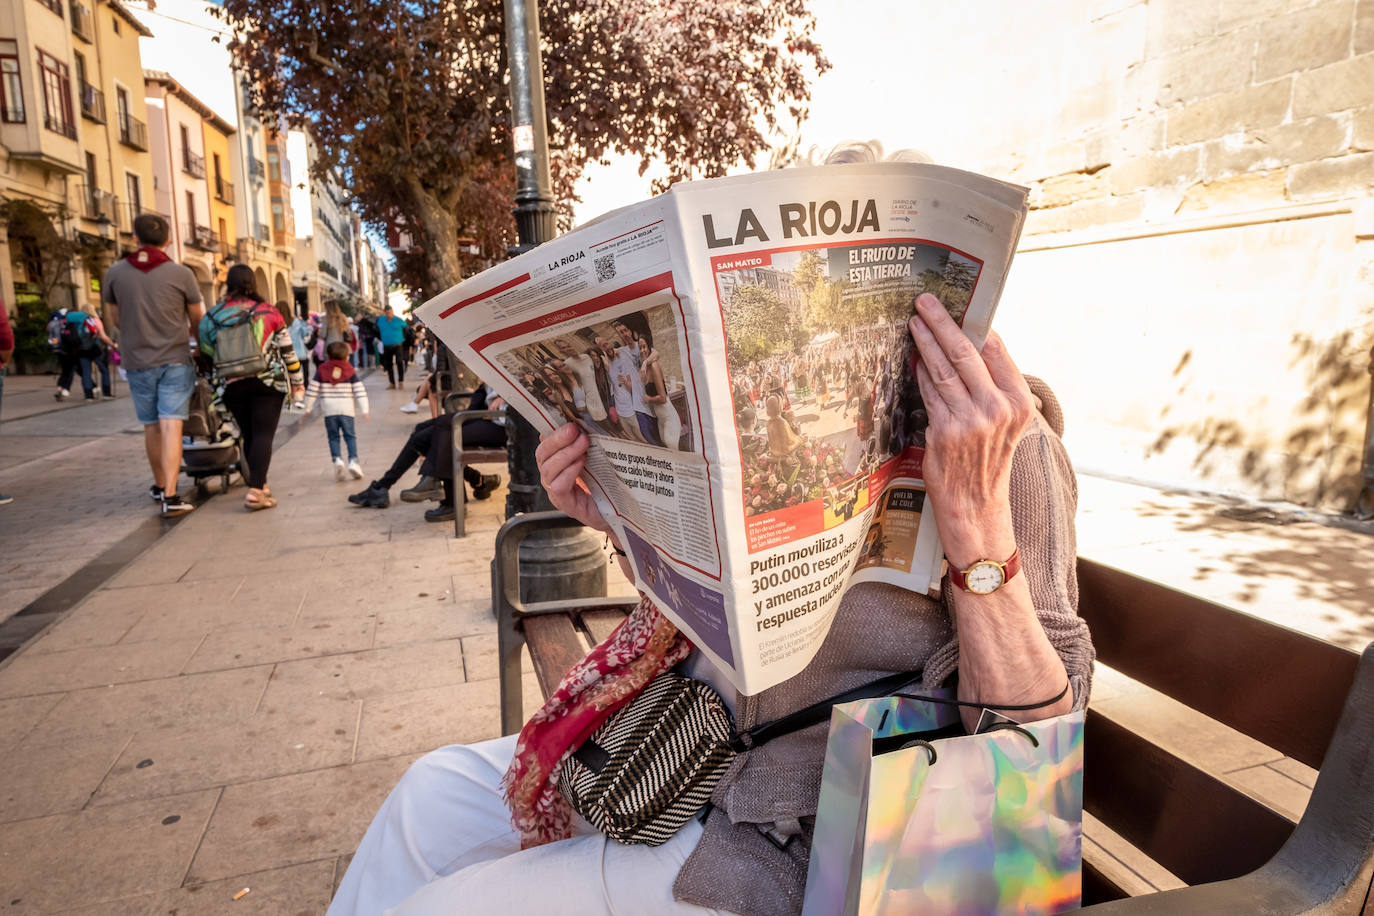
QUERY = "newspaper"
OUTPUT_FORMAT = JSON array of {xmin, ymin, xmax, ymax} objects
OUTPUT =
[{"xmin": 418, "ymin": 163, "xmax": 1028, "ymax": 695}]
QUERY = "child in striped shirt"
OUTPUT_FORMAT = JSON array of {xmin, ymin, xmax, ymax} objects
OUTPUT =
[{"xmin": 301, "ymin": 341, "xmax": 371, "ymax": 480}]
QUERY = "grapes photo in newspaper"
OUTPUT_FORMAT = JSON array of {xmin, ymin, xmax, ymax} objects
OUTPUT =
[
  {"xmin": 718, "ymin": 241, "xmax": 981, "ymax": 522},
  {"xmin": 493, "ymin": 303, "xmax": 696, "ymax": 452}
]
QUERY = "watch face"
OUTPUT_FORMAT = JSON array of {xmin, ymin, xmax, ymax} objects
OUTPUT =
[{"xmin": 965, "ymin": 561, "xmax": 1005, "ymax": 595}]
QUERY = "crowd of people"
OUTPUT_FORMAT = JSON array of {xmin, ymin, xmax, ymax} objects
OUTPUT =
[
  {"xmin": 505, "ymin": 310, "xmax": 687, "ymax": 451},
  {"xmin": 732, "ymin": 317, "xmax": 924, "ymax": 517}
]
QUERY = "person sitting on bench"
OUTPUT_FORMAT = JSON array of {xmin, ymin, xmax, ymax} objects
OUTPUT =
[
  {"xmin": 326, "ymin": 302, "xmax": 1093, "ymax": 915},
  {"xmin": 349, "ymin": 383, "xmax": 504, "ymax": 518}
]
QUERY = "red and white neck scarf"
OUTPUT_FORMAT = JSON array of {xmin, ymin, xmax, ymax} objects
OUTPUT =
[{"xmin": 501, "ymin": 595, "xmax": 688, "ymax": 848}]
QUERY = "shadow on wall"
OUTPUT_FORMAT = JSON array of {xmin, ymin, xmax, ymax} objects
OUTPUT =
[{"xmin": 1146, "ymin": 331, "xmax": 1370, "ymax": 510}]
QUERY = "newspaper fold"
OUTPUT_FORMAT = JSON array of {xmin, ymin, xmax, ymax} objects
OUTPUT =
[{"xmin": 418, "ymin": 163, "xmax": 1028, "ymax": 695}]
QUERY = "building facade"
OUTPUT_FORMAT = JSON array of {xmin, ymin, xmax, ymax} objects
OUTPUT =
[
  {"xmin": 230, "ymin": 77, "xmax": 294, "ymax": 312},
  {"xmin": 288, "ymin": 128, "xmax": 363, "ymax": 315},
  {"xmin": 142, "ymin": 69, "xmax": 232, "ymax": 305},
  {"xmin": 1, "ymin": 0, "xmax": 155, "ymax": 365}
]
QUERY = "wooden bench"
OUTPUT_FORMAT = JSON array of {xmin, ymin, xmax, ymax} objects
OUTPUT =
[
  {"xmin": 494, "ymin": 513, "xmax": 1373, "ymax": 913},
  {"xmin": 442, "ymin": 391, "xmax": 510, "ymax": 538}
]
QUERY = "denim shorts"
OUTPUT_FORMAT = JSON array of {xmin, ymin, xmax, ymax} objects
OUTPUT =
[{"xmin": 126, "ymin": 362, "xmax": 197, "ymax": 424}]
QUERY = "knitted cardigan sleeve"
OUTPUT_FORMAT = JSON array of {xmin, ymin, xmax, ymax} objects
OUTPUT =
[{"xmin": 920, "ymin": 413, "xmax": 1096, "ymax": 710}]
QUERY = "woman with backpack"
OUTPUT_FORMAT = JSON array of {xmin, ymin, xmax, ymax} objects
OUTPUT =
[{"xmin": 199, "ymin": 265, "xmax": 304, "ymax": 511}]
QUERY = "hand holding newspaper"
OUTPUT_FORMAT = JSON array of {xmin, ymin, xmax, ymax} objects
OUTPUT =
[{"xmin": 418, "ymin": 163, "xmax": 1028, "ymax": 695}]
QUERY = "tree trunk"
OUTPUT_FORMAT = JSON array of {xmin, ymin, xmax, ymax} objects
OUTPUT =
[{"xmin": 411, "ymin": 187, "xmax": 465, "ymax": 294}]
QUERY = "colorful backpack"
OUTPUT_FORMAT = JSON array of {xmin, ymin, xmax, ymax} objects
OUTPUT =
[{"xmin": 208, "ymin": 304, "xmax": 270, "ymax": 379}]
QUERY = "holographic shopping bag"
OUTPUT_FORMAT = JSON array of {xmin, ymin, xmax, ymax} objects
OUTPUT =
[{"xmin": 802, "ymin": 692, "xmax": 1085, "ymax": 916}]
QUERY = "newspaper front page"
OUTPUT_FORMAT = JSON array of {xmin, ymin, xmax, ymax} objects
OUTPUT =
[{"xmin": 418, "ymin": 163, "xmax": 1027, "ymax": 695}]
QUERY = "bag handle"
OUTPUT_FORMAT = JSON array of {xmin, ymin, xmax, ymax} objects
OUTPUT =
[{"xmin": 729, "ymin": 670, "xmax": 921, "ymax": 753}]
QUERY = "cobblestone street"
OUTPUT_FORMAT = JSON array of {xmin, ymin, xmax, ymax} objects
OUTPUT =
[{"xmin": 0, "ymin": 373, "xmax": 171, "ymax": 621}]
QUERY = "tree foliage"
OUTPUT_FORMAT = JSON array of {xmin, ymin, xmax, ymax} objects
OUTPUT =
[
  {"xmin": 724, "ymin": 283, "xmax": 799, "ymax": 364},
  {"xmin": 213, "ymin": 0, "xmax": 829, "ymax": 297}
]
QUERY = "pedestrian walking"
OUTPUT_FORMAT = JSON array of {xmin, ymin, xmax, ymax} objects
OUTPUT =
[
  {"xmin": 46, "ymin": 308, "xmax": 76, "ymax": 400},
  {"xmin": 280, "ymin": 300, "xmax": 310, "ymax": 410},
  {"xmin": 102, "ymin": 213, "xmax": 204, "ymax": 516},
  {"xmin": 199, "ymin": 265, "xmax": 304, "ymax": 511},
  {"xmin": 300, "ymin": 340, "xmax": 370, "ymax": 481},
  {"xmin": 377, "ymin": 304, "xmax": 408, "ymax": 389},
  {"xmin": 0, "ymin": 300, "xmax": 13, "ymax": 505},
  {"xmin": 61, "ymin": 307, "xmax": 116, "ymax": 402}
]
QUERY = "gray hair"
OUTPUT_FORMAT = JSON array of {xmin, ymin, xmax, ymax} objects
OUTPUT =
[{"xmin": 807, "ymin": 140, "xmax": 934, "ymax": 166}]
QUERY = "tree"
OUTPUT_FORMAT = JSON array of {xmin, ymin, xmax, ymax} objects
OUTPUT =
[
  {"xmin": 724, "ymin": 284, "xmax": 792, "ymax": 365},
  {"xmin": 214, "ymin": 0, "xmax": 829, "ymax": 298}
]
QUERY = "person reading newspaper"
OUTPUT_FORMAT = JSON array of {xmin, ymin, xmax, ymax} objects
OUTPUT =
[{"xmin": 327, "ymin": 238, "xmax": 1094, "ymax": 914}]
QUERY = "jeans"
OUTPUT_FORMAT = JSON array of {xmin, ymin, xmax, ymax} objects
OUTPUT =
[
  {"xmin": 126, "ymin": 362, "xmax": 196, "ymax": 423},
  {"xmin": 325, "ymin": 414, "xmax": 358, "ymax": 461},
  {"xmin": 78, "ymin": 349, "xmax": 111, "ymax": 397}
]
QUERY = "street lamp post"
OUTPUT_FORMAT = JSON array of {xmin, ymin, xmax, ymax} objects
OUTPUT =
[{"xmin": 501, "ymin": 0, "xmax": 606, "ymax": 602}]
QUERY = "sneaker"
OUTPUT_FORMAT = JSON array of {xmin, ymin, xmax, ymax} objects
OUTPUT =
[
  {"xmin": 472, "ymin": 474, "xmax": 501, "ymax": 501},
  {"xmin": 92, "ymin": 390, "xmax": 102, "ymax": 401},
  {"xmin": 400, "ymin": 475, "xmax": 443, "ymax": 503},
  {"xmin": 424, "ymin": 504, "xmax": 457, "ymax": 523},
  {"xmin": 0, "ymin": 493, "xmax": 13, "ymax": 505},
  {"xmin": 83, "ymin": 394, "xmax": 95, "ymax": 403},
  {"xmin": 55, "ymin": 388, "xmax": 70, "ymax": 401},
  {"xmin": 399, "ymin": 402, "xmax": 419, "ymax": 414},
  {"xmin": 161, "ymin": 494, "xmax": 194, "ymax": 516},
  {"xmin": 347, "ymin": 459, "xmax": 364, "ymax": 479},
  {"xmin": 334, "ymin": 456, "xmax": 347, "ymax": 481},
  {"xmin": 291, "ymin": 400, "xmax": 305, "ymax": 411},
  {"xmin": 149, "ymin": 484, "xmax": 165, "ymax": 501},
  {"xmin": 348, "ymin": 484, "xmax": 390, "ymax": 509}
]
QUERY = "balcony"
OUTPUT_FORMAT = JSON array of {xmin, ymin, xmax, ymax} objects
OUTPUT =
[
  {"xmin": 118, "ymin": 113, "xmax": 148, "ymax": 151},
  {"xmin": 185, "ymin": 223, "xmax": 218, "ymax": 251},
  {"xmin": 80, "ymin": 185, "xmax": 118, "ymax": 224},
  {"xmin": 248, "ymin": 157, "xmax": 266, "ymax": 181},
  {"xmin": 214, "ymin": 177, "xmax": 234, "ymax": 204},
  {"xmin": 70, "ymin": 2, "xmax": 94, "ymax": 41},
  {"xmin": 44, "ymin": 113, "xmax": 77, "ymax": 140},
  {"xmin": 79, "ymin": 83, "xmax": 104, "ymax": 123},
  {"xmin": 254, "ymin": 222, "xmax": 270, "ymax": 242},
  {"xmin": 182, "ymin": 149, "xmax": 205, "ymax": 179}
]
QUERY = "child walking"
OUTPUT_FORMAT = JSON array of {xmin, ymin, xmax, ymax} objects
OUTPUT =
[{"xmin": 301, "ymin": 341, "xmax": 370, "ymax": 480}]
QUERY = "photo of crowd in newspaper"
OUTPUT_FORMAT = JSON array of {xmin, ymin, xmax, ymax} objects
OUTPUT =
[
  {"xmin": 493, "ymin": 303, "xmax": 695, "ymax": 453},
  {"xmin": 719, "ymin": 240, "xmax": 981, "ymax": 539}
]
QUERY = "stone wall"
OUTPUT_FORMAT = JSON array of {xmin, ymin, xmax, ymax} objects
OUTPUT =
[{"xmin": 919, "ymin": 0, "xmax": 1374, "ymax": 510}]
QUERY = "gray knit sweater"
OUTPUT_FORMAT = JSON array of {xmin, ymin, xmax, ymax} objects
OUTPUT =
[{"xmin": 672, "ymin": 407, "xmax": 1095, "ymax": 915}]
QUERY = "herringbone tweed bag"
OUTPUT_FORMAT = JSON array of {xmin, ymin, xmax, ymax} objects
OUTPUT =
[{"xmin": 558, "ymin": 672, "xmax": 735, "ymax": 846}]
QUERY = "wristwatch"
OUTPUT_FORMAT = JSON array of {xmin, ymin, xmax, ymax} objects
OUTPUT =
[{"xmin": 949, "ymin": 548, "xmax": 1021, "ymax": 595}]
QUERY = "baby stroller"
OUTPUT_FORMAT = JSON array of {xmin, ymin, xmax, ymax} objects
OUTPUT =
[{"xmin": 181, "ymin": 366, "xmax": 244, "ymax": 495}]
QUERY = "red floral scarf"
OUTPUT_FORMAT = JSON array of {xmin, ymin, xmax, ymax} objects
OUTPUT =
[{"xmin": 501, "ymin": 595, "xmax": 689, "ymax": 848}]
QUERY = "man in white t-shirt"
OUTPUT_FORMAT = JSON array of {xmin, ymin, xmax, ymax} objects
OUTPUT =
[
  {"xmin": 553, "ymin": 337, "xmax": 609, "ymax": 434},
  {"xmin": 599, "ymin": 336, "xmax": 647, "ymax": 443}
]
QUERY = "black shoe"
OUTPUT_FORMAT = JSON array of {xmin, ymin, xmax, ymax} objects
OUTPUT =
[
  {"xmin": 161, "ymin": 494, "xmax": 194, "ymax": 516},
  {"xmin": 400, "ymin": 475, "xmax": 443, "ymax": 503},
  {"xmin": 349, "ymin": 485, "xmax": 390, "ymax": 509},
  {"xmin": 149, "ymin": 484, "xmax": 164, "ymax": 501},
  {"xmin": 472, "ymin": 474, "xmax": 501, "ymax": 500},
  {"xmin": 424, "ymin": 504, "xmax": 456, "ymax": 523}
]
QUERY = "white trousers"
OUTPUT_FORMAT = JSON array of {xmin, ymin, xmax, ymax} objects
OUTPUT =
[{"xmin": 327, "ymin": 735, "xmax": 729, "ymax": 916}]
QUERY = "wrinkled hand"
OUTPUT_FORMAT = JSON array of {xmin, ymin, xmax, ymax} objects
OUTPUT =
[
  {"xmin": 908, "ymin": 293, "xmax": 1033, "ymax": 547},
  {"xmin": 536, "ymin": 423, "xmax": 612, "ymax": 537}
]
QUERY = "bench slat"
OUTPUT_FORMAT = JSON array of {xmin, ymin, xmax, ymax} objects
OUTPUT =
[
  {"xmin": 582, "ymin": 608, "xmax": 629, "ymax": 647},
  {"xmin": 1077, "ymin": 558, "xmax": 1359, "ymax": 769},
  {"xmin": 1081, "ymin": 857, "xmax": 1129, "ymax": 906},
  {"xmin": 523, "ymin": 615, "xmax": 588, "ymax": 698},
  {"xmin": 1084, "ymin": 708, "xmax": 1296, "ymax": 888}
]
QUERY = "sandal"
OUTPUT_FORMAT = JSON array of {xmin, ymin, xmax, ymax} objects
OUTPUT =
[{"xmin": 245, "ymin": 488, "xmax": 277, "ymax": 511}]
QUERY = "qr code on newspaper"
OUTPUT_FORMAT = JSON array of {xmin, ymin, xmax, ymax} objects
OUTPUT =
[{"xmin": 594, "ymin": 253, "xmax": 616, "ymax": 283}]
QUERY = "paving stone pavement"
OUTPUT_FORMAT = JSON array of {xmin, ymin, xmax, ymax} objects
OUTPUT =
[
  {"xmin": 0, "ymin": 379, "xmax": 167, "ymax": 621},
  {"xmin": 1, "ymin": 361, "xmax": 1371, "ymax": 911}
]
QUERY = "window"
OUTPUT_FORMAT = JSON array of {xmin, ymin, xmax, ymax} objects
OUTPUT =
[
  {"xmin": 185, "ymin": 190, "xmax": 196, "ymax": 228},
  {"xmin": 218, "ymin": 217, "xmax": 228, "ymax": 249},
  {"xmin": 179, "ymin": 123, "xmax": 189, "ymax": 153},
  {"xmin": 36, "ymin": 0, "xmax": 64, "ymax": 18},
  {"xmin": 267, "ymin": 151, "xmax": 280, "ymax": 182},
  {"xmin": 272, "ymin": 201, "xmax": 284, "ymax": 231},
  {"xmin": 73, "ymin": 52, "xmax": 86, "ymax": 91},
  {"xmin": 0, "ymin": 40, "xmax": 23, "ymax": 123},
  {"xmin": 85, "ymin": 151, "xmax": 97, "ymax": 188},
  {"xmin": 126, "ymin": 172, "xmax": 142, "ymax": 216},
  {"xmin": 115, "ymin": 85, "xmax": 129, "ymax": 125},
  {"xmin": 38, "ymin": 49, "xmax": 74, "ymax": 138},
  {"xmin": 213, "ymin": 152, "xmax": 222, "ymax": 183},
  {"xmin": 111, "ymin": 15, "xmax": 120, "ymax": 34}
]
